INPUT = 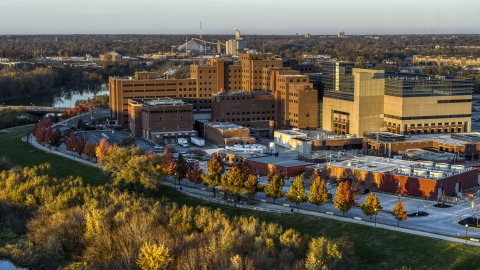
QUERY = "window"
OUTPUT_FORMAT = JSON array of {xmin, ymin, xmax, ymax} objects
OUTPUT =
[{"xmin": 306, "ymin": 114, "xmax": 309, "ymax": 117}]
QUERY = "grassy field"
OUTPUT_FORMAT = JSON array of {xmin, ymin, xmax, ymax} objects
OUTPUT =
[
  {"xmin": 0, "ymin": 128, "xmax": 110, "ymax": 186},
  {"xmin": 1, "ymin": 127, "xmax": 480, "ymax": 269}
]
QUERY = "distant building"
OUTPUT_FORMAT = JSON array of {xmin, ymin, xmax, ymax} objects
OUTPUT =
[
  {"xmin": 226, "ymin": 28, "xmax": 245, "ymax": 56},
  {"xmin": 338, "ymin": 31, "xmax": 345, "ymax": 38},
  {"xmin": 100, "ymin": 51, "xmax": 121, "ymax": 62},
  {"xmin": 246, "ymin": 156, "xmax": 315, "ymax": 179},
  {"xmin": 413, "ymin": 55, "xmax": 480, "ymax": 67}
]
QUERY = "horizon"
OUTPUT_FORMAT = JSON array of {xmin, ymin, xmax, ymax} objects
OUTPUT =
[{"xmin": 1, "ymin": 0, "xmax": 479, "ymax": 35}]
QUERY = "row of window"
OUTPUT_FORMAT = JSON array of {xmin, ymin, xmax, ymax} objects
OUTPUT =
[
  {"xmin": 226, "ymin": 111, "xmax": 272, "ymax": 116},
  {"xmin": 222, "ymin": 117, "xmax": 273, "ymax": 121},
  {"xmin": 143, "ymin": 109, "xmax": 192, "ymax": 114},
  {"xmin": 384, "ymin": 114, "xmax": 471, "ymax": 120}
]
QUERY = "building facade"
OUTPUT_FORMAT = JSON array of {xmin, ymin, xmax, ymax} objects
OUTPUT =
[
  {"xmin": 128, "ymin": 98, "xmax": 196, "ymax": 143},
  {"xmin": 323, "ymin": 67, "xmax": 473, "ymax": 136}
]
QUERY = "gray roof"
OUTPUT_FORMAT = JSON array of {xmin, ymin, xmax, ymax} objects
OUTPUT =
[{"xmin": 247, "ymin": 156, "xmax": 314, "ymax": 168}]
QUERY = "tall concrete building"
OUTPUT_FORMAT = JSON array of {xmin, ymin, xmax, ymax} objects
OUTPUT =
[
  {"xmin": 323, "ymin": 67, "xmax": 473, "ymax": 136},
  {"xmin": 226, "ymin": 28, "xmax": 245, "ymax": 56}
]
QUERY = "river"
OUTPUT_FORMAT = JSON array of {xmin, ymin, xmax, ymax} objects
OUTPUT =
[{"xmin": 3, "ymin": 84, "xmax": 108, "ymax": 108}]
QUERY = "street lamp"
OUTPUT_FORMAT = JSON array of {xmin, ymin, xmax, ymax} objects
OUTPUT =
[
  {"xmin": 465, "ymin": 224, "xmax": 468, "ymax": 244},
  {"xmin": 374, "ymin": 208, "xmax": 377, "ymax": 227},
  {"xmin": 49, "ymin": 140, "xmax": 52, "ymax": 153},
  {"xmin": 73, "ymin": 148, "xmax": 75, "ymax": 161},
  {"xmin": 297, "ymin": 195, "xmax": 300, "ymax": 213}
]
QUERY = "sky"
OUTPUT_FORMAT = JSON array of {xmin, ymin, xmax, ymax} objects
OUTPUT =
[{"xmin": 0, "ymin": 0, "xmax": 479, "ymax": 35}]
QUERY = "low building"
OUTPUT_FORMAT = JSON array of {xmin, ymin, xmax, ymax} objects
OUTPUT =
[
  {"xmin": 326, "ymin": 156, "xmax": 478, "ymax": 200},
  {"xmin": 201, "ymin": 121, "xmax": 254, "ymax": 146},
  {"xmin": 128, "ymin": 98, "xmax": 196, "ymax": 143},
  {"xmin": 246, "ymin": 156, "xmax": 315, "ymax": 179},
  {"xmin": 217, "ymin": 149, "xmax": 269, "ymax": 165},
  {"xmin": 363, "ymin": 132, "xmax": 480, "ymax": 160}
]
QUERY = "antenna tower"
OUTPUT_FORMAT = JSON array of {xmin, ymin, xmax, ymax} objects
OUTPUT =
[{"xmin": 200, "ymin": 21, "xmax": 203, "ymax": 66}]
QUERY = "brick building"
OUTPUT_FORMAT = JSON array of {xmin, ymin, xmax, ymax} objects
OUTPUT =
[
  {"xmin": 128, "ymin": 98, "xmax": 196, "ymax": 143},
  {"xmin": 246, "ymin": 156, "xmax": 315, "ymax": 179},
  {"xmin": 211, "ymin": 91, "xmax": 275, "ymax": 136}
]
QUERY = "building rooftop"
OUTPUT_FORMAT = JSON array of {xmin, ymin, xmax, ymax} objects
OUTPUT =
[
  {"xmin": 206, "ymin": 122, "xmax": 248, "ymax": 130},
  {"xmin": 328, "ymin": 156, "xmax": 417, "ymax": 173},
  {"xmin": 301, "ymin": 150, "xmax": 364, "ymax": 162},
  {"xmin": 219, "ymin": 149, "xmax": 269, "ymax": 159},
  {"xmin": 247, "ymin": 156, "xmax": 315, "ymax": 168},
  {"xmin": 365, "ymin": 132, "xmax": 480, "ymax": 147},
  {"xmin": 328, "ymin": 156, "xmax": 474, "ymax": 180},
  {"xmin": 130, "ymin": 98, "xmax": 186, "ymax": 106},
  {"xmin": 404, "ymin": 148, "xmax": 464, "ymax": 162}
]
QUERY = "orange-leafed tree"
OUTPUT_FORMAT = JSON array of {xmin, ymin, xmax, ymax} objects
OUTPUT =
[
  {"xmin": 333, "ymin": 181, "xmax": 355, "ymax": 216},
  {"xmin": 65, "ymin": 131, "xmax": 77, "ymax": 152},
  {"xmin": 95, "ymin": 137, "xmax": 111, "ymax": 163},
  {"xmin": 83, "ymin": 140, "xmax": 96, "ymax": 161},
  {"xmin": 157, "ymin": 148, "xmax": 175, "ymax": 177}
]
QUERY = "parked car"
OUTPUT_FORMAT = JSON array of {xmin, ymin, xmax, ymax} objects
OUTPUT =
[{"xmin": 153, "ymin": 145, "xmax": 164, "ymax": 150}]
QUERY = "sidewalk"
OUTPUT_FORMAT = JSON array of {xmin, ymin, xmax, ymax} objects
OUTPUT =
[{"xmin": 28, "ymin": 135, "xmax": 480, "ymax": 247}]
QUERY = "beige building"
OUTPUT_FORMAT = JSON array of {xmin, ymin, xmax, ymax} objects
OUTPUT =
[
  {"xmin": 413, "ymin": 55, "xmax": 480, "ymax": 67},
  {"xmin": 323, "ymin": 68, "xmax": 473, "ymax": 136}
]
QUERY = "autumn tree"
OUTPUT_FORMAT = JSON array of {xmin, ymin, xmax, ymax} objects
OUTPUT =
[
  {"xmin": 65, "ymin": 131, "xmax": 77, "ymax": 153},
  {"xmin": 186, "ymin": 162, "xmax": 203, "ymax": 188},
  {"xmin": 221, "ymin": 165, "xmax": 247, "ymax": 201},
  {"xmin": 137, "ymin": 243, "xmax": 173, "ymax": 270},
  {"xmin": 392, "ymin": 200, "xmax": 408, "ymax": 227},
  {"xmin": 333, "ymin": 181, "xmax": 355, "ymax": 216},
  {"xmin": 360, "ymin": 193, "xmax": 382, "ymax": 220},
  {"xmin": 95, "ymin": 137, "xmax": 110, "ymax": 163},
  {"xmin": 157, "ymin": 148, "xmax": 175, "ymax": 179},
  {"xmin": 265, "ymin": 169, "xmax": 284, "ymax": 204},
  {"xmin": 308, "ymin": 175, "xmax": 329, "ymax": 212},
  {"xmin": 173, "ymin": 153, "xmax": 188, "ymax": 185},
  {"xmin": 48, "ymin": 128, "xmax": 62, "ymax": 148},
  {"xmin": 75, "ymin": 136, "xmax": 86, "ymax": 157},
  {"xmin": 244, "ymin": 174, "xmax": 259, "ymax": 202},
  {"xmin": 83, "ymin": 140, "xmax": 96, "ymax": 161},
  {"xmin": 203, "ymin": 153, "xmax": 224, "ymax": 196},
  {"xmin": 286, "ymin": 175, "xmax": 307, "ymax": 212}
]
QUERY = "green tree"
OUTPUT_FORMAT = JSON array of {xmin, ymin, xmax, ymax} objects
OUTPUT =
[
  {"xmin": 360, "ymin": 193, "xmax": 382, "ymax": 220},
  {"xmin": 305, "ymin": 236, "xmax": 342, "ymax": 270},
  {"xmin": 186, "ymin": 162, "xmax": 203, "ymax": 188},
  {"xmin": 286, "ymin": 175, "xmax": 307, "ymax": 212},
  {"xmin": 308, "ymin": 175, "xmax": 329, "ymax": 212},
  {"xmin": 392, "ymin": 200, "xmax": 408, "ymax": 227},
  {"xmin": 265, "ymin": 169, "xmax": 284, "ymax": 204},
  {"xmin": 173, "ymin": 153, "xmax": 188, "ymax": 186},
  {"xmin": 137, "ymin": 243, "xmax": 173, "ymax": 270},
  {"xmin": 333, "ymin": 181, "xmax": 355, "ymax": 216}
]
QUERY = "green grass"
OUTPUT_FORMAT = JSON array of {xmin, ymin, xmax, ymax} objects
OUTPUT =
[
  {"xmin": 0, "ymin": 129, "xmax": 110, "ymax": 186},
  {"xmin": 1, "ymin": 128, "xmax": 480, "ymax": 269}
]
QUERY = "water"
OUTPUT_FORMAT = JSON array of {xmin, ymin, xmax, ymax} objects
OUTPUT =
[
  {"xmin": 54, "ymin": 84, "xmax": 108, "ymax": 108},
  {"xmin": 3, "ymin": 84, "xmax": 108, "ymax": 109},
  {"xmin": 0, "ymin": 260, "xmax": 23, "ymax": 270}
]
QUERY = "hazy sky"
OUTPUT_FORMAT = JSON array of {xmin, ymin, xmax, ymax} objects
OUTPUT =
[{"xmin": 1, "ymin": 0, "xmax": 478, "ymax": 35}]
